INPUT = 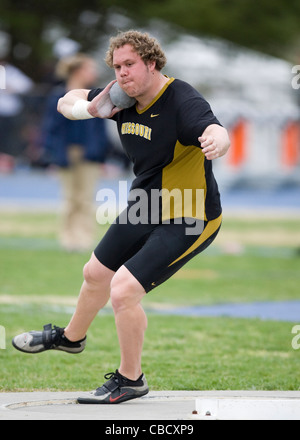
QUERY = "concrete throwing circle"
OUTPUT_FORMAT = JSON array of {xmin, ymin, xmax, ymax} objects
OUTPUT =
[{"xmin": 1, "ymin": 391, "xmax": 300, "ymax": 420}]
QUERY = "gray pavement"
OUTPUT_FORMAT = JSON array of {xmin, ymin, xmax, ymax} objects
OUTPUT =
[{"xmin": 1, "ymin": 390, "xmax": 300, "ymax": 420}]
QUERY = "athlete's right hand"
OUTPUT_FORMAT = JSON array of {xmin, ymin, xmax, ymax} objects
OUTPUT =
[{"xmin": 88, "ymin": 80, "xmax": 122, "ymax": 119}]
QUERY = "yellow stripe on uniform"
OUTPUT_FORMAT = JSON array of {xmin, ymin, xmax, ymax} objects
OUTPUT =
[
  {"xmin": 161, "ymin": 141, "xmax": 207, "ymax": 222},
  {"xmin": 136, "ymin": 77, "xmax": 175, "ymax": 114},
  {"xmin": 168, "ymin": 214, "xmax": 222, "ymax": 267}
]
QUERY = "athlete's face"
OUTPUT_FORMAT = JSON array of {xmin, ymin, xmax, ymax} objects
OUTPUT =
[{"xmin": 112, "ymin": 44, "xmax": 155, "ymax": 99}]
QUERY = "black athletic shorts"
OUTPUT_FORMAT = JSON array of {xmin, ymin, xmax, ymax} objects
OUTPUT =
[{"xmin": 94, "ymin": 209, "xmax": 222, "ymax": 293}]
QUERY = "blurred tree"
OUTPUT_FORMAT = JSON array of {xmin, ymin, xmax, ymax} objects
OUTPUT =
[
  {"xmin": 113, "ymin": 0, "xmax": 300, "ymax": 59},
  {"xmin": 0, "ymin": 0, "xmax": 300, "ymax": 82},
  {"xmin": 0, "ymin": 0, "xmax": 107, "ymax": 82}
]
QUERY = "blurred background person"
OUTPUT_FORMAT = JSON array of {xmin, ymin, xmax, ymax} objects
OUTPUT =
[
  {"xmin": 0, "ymin": 57, "xmax": 34, "ymax": 172},
  {"xmin": 41, "ymin": 53, "xmax": 112, "ymax": 252}
]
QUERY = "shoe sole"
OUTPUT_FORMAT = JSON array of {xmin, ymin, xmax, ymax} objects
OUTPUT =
[
  {"xmin": 12, "ymin": 338, "xmax": 85, "ymax": 354},
  {"xmin": 77, "ymin": 389, "xmax": 149, "ymax": 405},
  {"xmin": 12, "ymin": 339, "xmax": 46, "ymax": 354}
]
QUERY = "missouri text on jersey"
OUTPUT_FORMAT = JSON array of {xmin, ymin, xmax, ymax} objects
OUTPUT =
[{"xmin": 121, "ymin": 122, "xmax": 152, "ymax": 141}]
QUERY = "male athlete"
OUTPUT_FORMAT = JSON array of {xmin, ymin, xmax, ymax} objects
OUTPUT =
[{"xmin": 12, "ymin": 31, "xmax": 230, "ymax": 404}]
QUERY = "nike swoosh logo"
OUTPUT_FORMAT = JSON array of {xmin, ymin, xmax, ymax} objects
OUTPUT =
[
  {"xmin": 151, "ymin": 114, "xmax": 160, "ymax": 118},
  {"xmin": 109, "ymin": 392, "xmax": 128, "ymax": 403}
]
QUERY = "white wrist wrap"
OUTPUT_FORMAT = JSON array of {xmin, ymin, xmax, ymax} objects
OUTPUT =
[{"xmin": 71, "ymin": 100, "xmax": 94, "ymax": 120}]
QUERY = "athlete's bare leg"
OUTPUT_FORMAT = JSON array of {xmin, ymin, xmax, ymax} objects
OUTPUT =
[
  {"xmin": 64, "ymin": 253, "xmax": 115, "ymax": 342},
  {"xmin": 110, "ymin": 265, "xmax": 147, "ymax": 381},
  {"xmin": 65, "ymin": 255, "xmax": 147, "ymax": 381}
]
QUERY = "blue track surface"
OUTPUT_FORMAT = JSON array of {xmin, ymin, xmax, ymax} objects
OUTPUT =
[{"xmin": 0, "ymin": 169, "xmax": 300, "ymax": 211}]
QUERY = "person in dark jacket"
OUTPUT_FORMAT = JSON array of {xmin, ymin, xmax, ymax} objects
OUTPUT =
[{"xmin": 42, "ymin": 54, "xmax": 111, "ymax": 251}]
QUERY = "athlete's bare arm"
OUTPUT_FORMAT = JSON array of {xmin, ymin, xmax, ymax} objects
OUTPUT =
[
  {"xmin": 199, "ymin": 124, "xmax": 231, "ymax": 160},
  {"xmin": 57, "ymin": 80, "xmax": 121, "ymax": 120},
  {"xmin": 57, "ymin": 89, "xmax": 90, "ymax": 120}
]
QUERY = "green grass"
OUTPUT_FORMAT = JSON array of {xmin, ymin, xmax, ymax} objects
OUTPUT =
[
  {"xmin": 149, "ymin": 250, "xmax": 300, "ymax": 306},
  {"xmin": 1, "ymin": 308, "xmax": 298, "ymax": 391},
  {"xmin": 0, "ymin": 212, "xmax": 299, "ymax": 391},
  {"xmin": 0, "ymin": 244, "xmax": 299, "ymax": 305}
]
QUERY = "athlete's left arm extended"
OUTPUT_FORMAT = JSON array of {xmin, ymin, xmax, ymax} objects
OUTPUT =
[{"xmin": 198, "ymin": 124, "xmax": 230, "ymax": 160}]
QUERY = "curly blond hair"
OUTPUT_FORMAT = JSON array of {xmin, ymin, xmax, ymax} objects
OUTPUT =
[{"xmin": 105, "ymin": 30, "xmax": 167, "ymax": 71}]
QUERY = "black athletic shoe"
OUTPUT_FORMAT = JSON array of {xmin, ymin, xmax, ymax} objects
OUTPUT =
[
  {"xmin": 12, "ymin": 323, "xmax": 86, "ymax": 354},
  {"xmin": 77, "ymin": 370, "xmax": 149, "ymax": 404}
]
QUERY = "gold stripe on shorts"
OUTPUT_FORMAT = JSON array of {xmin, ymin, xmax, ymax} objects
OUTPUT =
[{"xmin": 168, "ymin": 214, "xmax": 222, "ymax": 267}]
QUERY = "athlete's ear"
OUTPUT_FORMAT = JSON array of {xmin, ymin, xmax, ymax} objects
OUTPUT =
[{"xmin": 147, "ymin": 60, "xmax": 156, "ymax": 73}]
